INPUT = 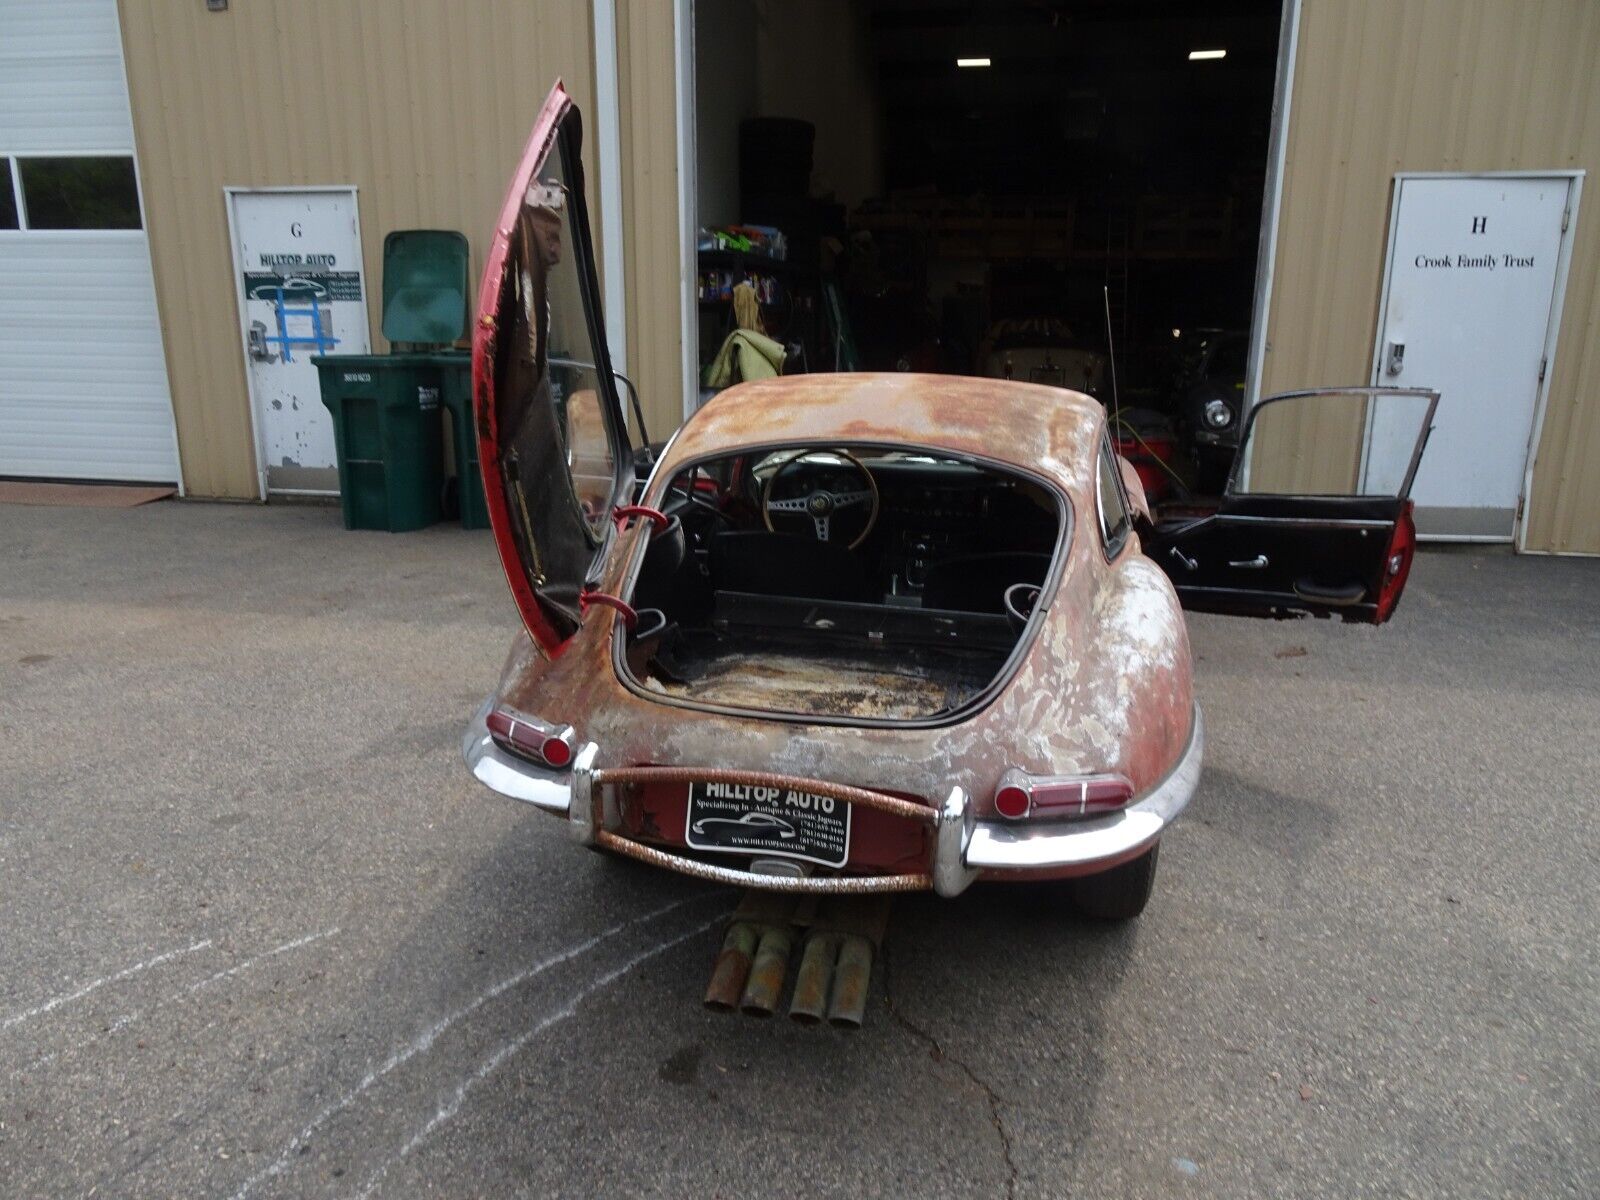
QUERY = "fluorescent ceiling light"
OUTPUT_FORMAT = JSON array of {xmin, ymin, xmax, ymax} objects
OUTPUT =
[
  {"xmin": 956, "ymin": 57, "xmax": 991, "ymax": 68},
  {"xmin": 1188, "ymin": 49, "xmax": 1227, "ymax": 60}
]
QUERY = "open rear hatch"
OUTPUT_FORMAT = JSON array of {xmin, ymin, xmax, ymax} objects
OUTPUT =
[{"xmin": 472, "ymin": 82, "xmax": 635, "ymax": 657}]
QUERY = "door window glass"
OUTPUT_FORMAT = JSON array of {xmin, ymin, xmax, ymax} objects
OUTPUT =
[
  {"xmin": 18, "ymin": 157, "xmax": 140, "ymax": 229},
  {"xmin": 1097, "ymin": 436, "xmax": 1131, "ymax": 555},
  {"xmin": 1233, "ymin": 389, "xmax": 1435, "ymax": 497}
]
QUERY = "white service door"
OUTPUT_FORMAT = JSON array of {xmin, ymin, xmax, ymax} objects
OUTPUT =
[
  {"xmin": 1371, "ymin": 175, "xmax": 1572, "ymax": 539},
  {"xmin": 228, "ymin": 189, "xmax": 369, "ymax": 495}
]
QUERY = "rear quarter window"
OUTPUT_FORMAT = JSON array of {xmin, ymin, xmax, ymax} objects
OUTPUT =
[{"xmin": 1097, "ymin": 436, "xmax": 1132, "ymax": 558}]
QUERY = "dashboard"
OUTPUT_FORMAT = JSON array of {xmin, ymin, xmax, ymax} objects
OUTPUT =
[{"xmin": 757, "ymin": 455, "xmax": 1059, "ymax": 599}]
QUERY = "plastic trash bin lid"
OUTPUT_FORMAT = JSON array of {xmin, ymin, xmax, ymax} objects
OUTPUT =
[{"xmin": 382, "ymin": 229, "xmax": 469, "ymax": 345}]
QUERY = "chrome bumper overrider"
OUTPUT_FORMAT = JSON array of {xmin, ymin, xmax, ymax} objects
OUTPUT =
[{"xmin": 462, "ymin": 699, "xmax": 1203, "ymax": 897}]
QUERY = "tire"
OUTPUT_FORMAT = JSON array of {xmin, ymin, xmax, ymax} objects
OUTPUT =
[{"xmin": 1070, "ymin": 842, "xmax": 1159, "ymax": 921}]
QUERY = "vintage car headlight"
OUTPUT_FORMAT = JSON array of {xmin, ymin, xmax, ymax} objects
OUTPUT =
[{"xmin": 1203, "ymin": 398, "xmax": 1233, "ymax": 429}]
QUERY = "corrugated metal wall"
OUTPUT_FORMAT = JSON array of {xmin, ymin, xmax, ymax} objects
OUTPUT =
[
  {"xmin": 118, "ymin": 0, "xmax": 628, "ymax": 498},
  {"xmin": 1264, "ymin": 0, "xmax": 1600, "ymax": 553},
  {"xmin": 120, "ymin": 0, "xmax": 1600, "ymax": 537}
]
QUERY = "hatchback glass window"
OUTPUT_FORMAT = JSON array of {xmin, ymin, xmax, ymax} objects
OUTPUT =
[
  {"xmin": 523, "ymin": 136, "xmax": 619, "ymax": 540},
  {"xmin": 550, "ymin": 360, "xmax": 616, "ymax": 530}
]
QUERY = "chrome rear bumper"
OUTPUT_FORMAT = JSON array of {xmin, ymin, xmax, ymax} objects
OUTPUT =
[{"xmin": 462, "ymin": 699, "xmax": 1203, "ymax": 897}]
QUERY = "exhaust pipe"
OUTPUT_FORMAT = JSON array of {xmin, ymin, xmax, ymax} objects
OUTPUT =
[
  {"xmin": 787, "ymin": 933, "xmax": 837, "ymax": 1025},
  {"xmin": 826, "ymin": 934, "xmax": 874, "ymax": 1029},
  {"xmin": 738, "ymin": 926, "xmax": 793, "ymax": 1017},
  {"xmin": 704, "ymin": 893, "xmax": 888, "ymax": 1026},
  {"xmin": 703, "ymin": 922, "xmax": 758, "ymax": 1012}
]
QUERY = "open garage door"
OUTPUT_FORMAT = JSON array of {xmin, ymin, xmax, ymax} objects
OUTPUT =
[
  {"xmin": 0, "ymin": 0, "xmax": 180, "ymax": 484},
  {"xmin": 689, "ymin": 0, "xmax": 1285, "ymax": 504}
]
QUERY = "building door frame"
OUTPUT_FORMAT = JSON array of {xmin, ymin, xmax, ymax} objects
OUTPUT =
[
  {"xmin": 673, "ymin": 0, "xmax": 699, "ymax": 421},
  {"xmin": 1242, "ymin": 0, "xmax": 1301, "ymax": 417},
  {"xmin": 1368, "ymin": 169, "xmax": 1584, "ymax": 550}
]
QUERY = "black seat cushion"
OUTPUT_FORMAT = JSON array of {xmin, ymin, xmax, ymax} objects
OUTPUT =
[
  {"xmin": 921, "ymin": 551, "xmax": 1051, "ymax": 614},
  {"xmin": 709, "ymin": 531, "xmax": 874, "ymax": 603}
]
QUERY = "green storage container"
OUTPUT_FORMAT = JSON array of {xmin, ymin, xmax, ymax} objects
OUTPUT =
[
  {"xmin": 313, "ymin": 354, "xmax": 445, "ymax": 532},
  {"xmin": 433, "ymin": 351, "xmax": 488, "ymax": 530}
]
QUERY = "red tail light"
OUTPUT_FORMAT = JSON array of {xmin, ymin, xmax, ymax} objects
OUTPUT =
[
  {"xmin": 994, "ymin": 784, "xmax": 1031, "ymax": 819},
  {"xmin": 486, "ymin": 705, "xmax": 576, "ymax": 768},
  {"xmin": 993, "ymin": 771, "xmax": 1135, "ymax": 821},
  {"xmin": 539, "ymin": 734, "xmax": 574, "ymax": 767},
  {"xmin": 1374, "ymin": 500, "xmax": 1417, "ymax": 624}
]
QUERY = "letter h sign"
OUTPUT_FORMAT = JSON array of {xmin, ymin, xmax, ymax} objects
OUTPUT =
[{"xmin": 1471, "ymin": 216, "xmax": 1488, "ymax": 234}]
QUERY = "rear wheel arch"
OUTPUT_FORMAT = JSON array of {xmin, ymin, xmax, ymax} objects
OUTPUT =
[{"xmin": 1076, "ymin": 553, "xmax": 1196, "ymax": 786}]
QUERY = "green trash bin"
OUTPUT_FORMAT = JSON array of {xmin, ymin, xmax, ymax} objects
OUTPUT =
[
  {"xmin": 382, "ymin": 230, "xmax": 469, "ymax": 346},
  {"xmin": 433, "ymin": 351, "xmax": 489, "ymax": 530},
  {"xmin": 312, "ymin": 354, "xmax": 445, "ymax": 532}
]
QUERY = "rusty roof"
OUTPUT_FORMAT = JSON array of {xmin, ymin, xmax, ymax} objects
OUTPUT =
[{"xmin": 658, "ymin": 373, "xmax": 1104, "ymax": 492}]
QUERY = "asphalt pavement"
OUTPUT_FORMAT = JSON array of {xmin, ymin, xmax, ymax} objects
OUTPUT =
[{"xmin": 1, "ymin": 499, "xmax": 1595, "ymax": 1198}]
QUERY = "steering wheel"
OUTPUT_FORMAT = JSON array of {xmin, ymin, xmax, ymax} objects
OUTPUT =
[
  {"xmin": 1003, "ymin": 582, "xmax": 1042, "ymax": 634},
  {"xmin": 662, "ymin": 487, "xmax": 735, "ymax": 530},
  {"xmin": 761, "ymin": 448, "xmax": 881, "ymax": 549}
]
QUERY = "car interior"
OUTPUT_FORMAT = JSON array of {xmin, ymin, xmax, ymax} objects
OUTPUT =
[{"xmin": 619, "ymin": 446, "xmax": 1063, "ymax": 722}]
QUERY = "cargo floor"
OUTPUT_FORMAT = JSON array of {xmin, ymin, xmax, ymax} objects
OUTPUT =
[{"xmin": 644, "ymin": 632, "xmax": 1003, "ymax": 719}]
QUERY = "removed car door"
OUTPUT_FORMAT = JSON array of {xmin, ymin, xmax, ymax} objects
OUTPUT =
[{"xmin": 1148, "ymin": 388, "xmax": 1437, "ymax": 623}]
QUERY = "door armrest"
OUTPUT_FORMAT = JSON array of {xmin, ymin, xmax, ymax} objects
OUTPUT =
[{"xmin": 1292, "ymin": 578, "xmax": 1365, "ymax": 606}]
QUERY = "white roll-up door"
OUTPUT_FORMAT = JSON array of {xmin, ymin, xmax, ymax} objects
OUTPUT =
[{"xmin": 0, "ymin": 0, "xmax": 179, "ymax": 484}]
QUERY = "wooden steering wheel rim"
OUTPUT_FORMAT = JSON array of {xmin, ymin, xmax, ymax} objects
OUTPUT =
[{"xmin": 760, "ymin": 447, "xmax": 881, "ymax": 550}]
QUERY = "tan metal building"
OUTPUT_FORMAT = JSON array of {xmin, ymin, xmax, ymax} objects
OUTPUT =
[
  {"xmin": 1261, "ymin": 0, "xmax": 1599, "ymax": 553},
  {"xmin": 93, "ymin": 1, "xmax": 1600, "ymax": 551}
]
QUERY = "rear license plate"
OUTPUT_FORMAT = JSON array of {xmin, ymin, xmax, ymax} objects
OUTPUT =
[{"xmin": 684, "ymin": 781, "xmax": 851, "ymax": 868}]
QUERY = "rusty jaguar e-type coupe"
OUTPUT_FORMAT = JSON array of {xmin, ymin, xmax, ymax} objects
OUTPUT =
[{"xmin": 462, "ymin": 85, "xmax": 1435, "ymax": 919}]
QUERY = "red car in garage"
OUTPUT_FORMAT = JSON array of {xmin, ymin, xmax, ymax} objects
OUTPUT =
[{"xmin": 462, "ymin": 84, "xmax": 1436, "ymax": 919}]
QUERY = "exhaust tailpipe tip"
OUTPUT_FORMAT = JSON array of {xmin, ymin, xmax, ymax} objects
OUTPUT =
[
  {"xmin": 787, "ymin": 933, "xmax": 838, "ymax": 1025},
  {"xmin": 737, "ymin": 926, "xmax": 793, "ymax": 1018},
  {"xmin": 703, "ymin": 922, "xmax": 758, "ymax": 1013},
  {"xmin": 826, "ymin": 934, "xmax": 874, "ymax": 1030}
]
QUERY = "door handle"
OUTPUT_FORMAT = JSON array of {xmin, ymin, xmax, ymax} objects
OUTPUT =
[
  {"xmin": 1385, "ymin": 341, "xmax": 1405, "ymax": 376},
  {"xmin": 1228, "ymin": 554, "xmax": 1269, "ymax": 569},
  {"xmin": 1168, "ymin": 547, "xmax": 1198, "ymax": 572},
  {"xmin": 247, "ymin": 320, "xmax": 275, "ymax": 362}
]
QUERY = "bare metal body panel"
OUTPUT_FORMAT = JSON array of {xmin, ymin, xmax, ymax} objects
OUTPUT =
[{"xmin": 493, "ymin": 374, "xmax": 1196, "ymax": 822}]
